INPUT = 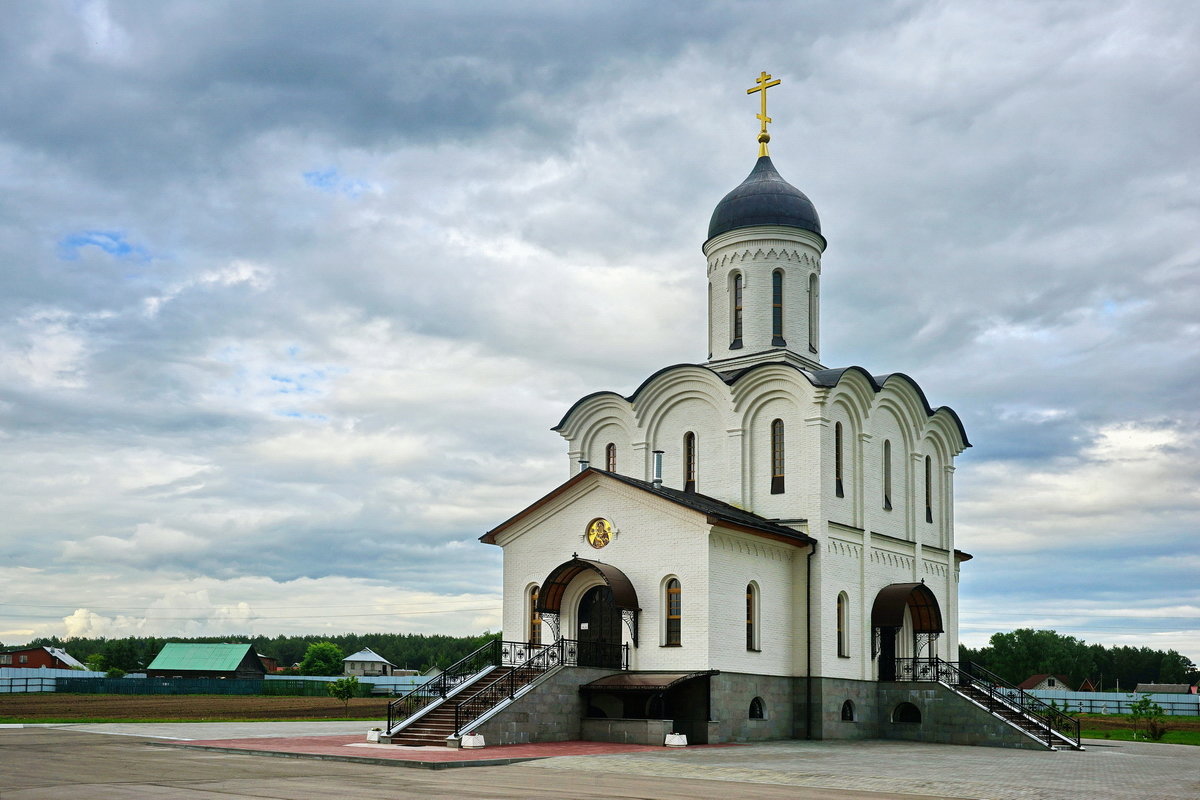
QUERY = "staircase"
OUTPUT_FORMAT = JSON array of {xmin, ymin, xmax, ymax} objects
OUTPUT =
[
  {"xmin": 388, "ymin": 666, "xmax": 512, "ymax": 746},
  {"xmin": 385, "ymin": 638, "xmax": 628, "ymax": 746},
  {"xmin": 896, "ymin": 658, "xmax": 1084, "ymax": 750}
]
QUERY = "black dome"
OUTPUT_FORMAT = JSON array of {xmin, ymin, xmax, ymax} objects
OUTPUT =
[{"xmin": 707, "ymin": 156, "xmax": 822, "ymax": 242}]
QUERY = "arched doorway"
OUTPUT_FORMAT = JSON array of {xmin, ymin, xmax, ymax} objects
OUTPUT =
[
  {"xmin": 577, "ymin": 585, "xmax": 622, "ymax": 667},
  {"xmin": 871, "ymin": 582, "xmax": 943, "ymax": 681},
  {"xmin": 536, "ymin": 556, "xmax": 640, "ymax": 667}
]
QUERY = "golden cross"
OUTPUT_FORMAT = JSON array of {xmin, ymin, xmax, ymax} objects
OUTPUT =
[{"xmin": 746, "ymin": 71, "xmax": 781, "ymax": 156}]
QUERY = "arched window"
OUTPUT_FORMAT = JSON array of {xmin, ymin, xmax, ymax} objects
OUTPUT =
[
  {"xmin": 683, "ymin": 432, "xmax": 696, "ymax": 492},
  {"xmin": 770, "ymin": 419, "xmax": 785, "ymax": 494},
  {"xmin": 837, "ymin": 592, "xmax": 850, "ymax": 657},
  {"xmin": 528, "ymin": 585, "xmax": 542, "ymax": 646},
  {"xmin": 749, "ymin": 696, "xmax": 765, "ymax": 719},
  {"xmin": 731, "ymin": 273, "xmax": 744, "ymax": 348},
  {"xmin": 605, "ymin": 442, "xmax": 616, "ymax": 472},
  {"xmin": 883, "ymin": 439, "xmax": 893, "ymax": 510},
  {"xmin": 924, "ymin": 455, "xmax": 933, "ymax": 523},
  {"xmin": 841, "ymin": 700, "xmax": 856, "ymax": 721},
  {"xmin": 664, "ymin": 578, "xmax": 681, "ymax": 646},
  {"xmin": 745, "ymin": 583, "xmax": 759, "ymax": 651},
  {"xmin": 771, "ymin": 270, "xmax": 785, "ymax": 346},
  {"xmin": 808, "ymin": 273, "xmax": 819, "ymax": 353},
  {"xmin": 834, "ymin": 422, "xmax": 845, "ymax": 498}
]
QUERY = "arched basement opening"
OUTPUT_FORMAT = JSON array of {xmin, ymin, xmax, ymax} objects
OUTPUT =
[{"xmin": 871, "ymin": 582, "xmax": 943, "ymax": 681}]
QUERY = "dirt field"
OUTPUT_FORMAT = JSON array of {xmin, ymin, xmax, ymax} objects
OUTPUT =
[{"xmin": 0, "ymin": 693, "xmax": 386, "ymax": 721}]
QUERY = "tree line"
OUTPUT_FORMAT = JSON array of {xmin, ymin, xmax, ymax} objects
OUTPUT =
[
  {"xmin": 959, "ymin": 629, "xmax": 1198, "ymax": 691},
  {"xmin": 12, "ymin": 631, "xmax": 501, "ymax": 674}
]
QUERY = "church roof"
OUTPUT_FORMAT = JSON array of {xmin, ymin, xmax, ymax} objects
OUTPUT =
[
  {"xmin": 707, "ymin": 156, "xmax": 823, "ymax": 243},
  {"xmin": 553, "ymin": 360, "xmax": 970, "ymax": 449},
  {"xmin": 599, "ymin": 470, "xmax": 813, "ymax": 544},
  {"xmin": 480, "ymin": 468, "xmax": 814, "ymax": 547}
]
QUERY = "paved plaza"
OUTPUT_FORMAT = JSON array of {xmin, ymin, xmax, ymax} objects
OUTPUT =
[{"xmin": 2, "ymin": 723, "xmax": 1197, "ymax": 799}]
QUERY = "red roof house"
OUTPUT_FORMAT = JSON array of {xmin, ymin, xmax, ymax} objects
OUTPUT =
[{"xmin": 0, "ymin": 646, "xmax": 85, "ymax": 670}]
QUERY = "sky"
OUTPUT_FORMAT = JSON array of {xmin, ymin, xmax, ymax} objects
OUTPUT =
[{"xmin": 0, "ymin": 0, "xmax": 1196, "ymax": 662}]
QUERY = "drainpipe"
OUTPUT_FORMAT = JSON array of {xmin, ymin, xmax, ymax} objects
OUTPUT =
[{"xmin": 806, "ymin": 540, "xmax": 816, "ymax": 739}]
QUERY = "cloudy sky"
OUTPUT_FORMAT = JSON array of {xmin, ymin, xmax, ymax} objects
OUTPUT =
[{"xmin": 1, "ymin": 0, "xmax": 1196, "ymax": 660}]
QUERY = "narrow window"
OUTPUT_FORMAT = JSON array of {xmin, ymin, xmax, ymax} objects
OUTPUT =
[
  {"xmin": 772, "ymin": 270, "xmax": 785, "ymax": 346},
  {"xmin": 883, "ymin": 439, "xmax": 892, "ymax": 510},
  {"xmin": 834, "ymin": 422, "xmax": 845, "ymax": 498},
  {"xmin": 665, "ymin": 578, "xmax": 681, "ymax": 646},
  {"xmin": 731, "ymin": 273, "xmax": 744, "ymax": 348},
  {"xmin": 528, "ymin": 586, "xmax": 542, "ymax": 645},
  {"xmin": 684, "ymin": 432, "xmax": 696, "ymax": 492},
  {"xmin": 924, "ymin": 456, "xmax": 933, "ymax": 523},
  {"xmin": 808, "ymin": 273, "xmax": 819, "ymax": 353},
  {"xmin": 745, "ymin": 583, "xmax": 759, "ymax": 650},
  {"xmin": 770, "ymin": 418, "xmax": 785, "ymax": 494},
  {"xmin": 605, "ymin": 442, "xmax": 616, "ymax": 472},
  {"xmin": 749, "ymin": 696, "xmax": 765, "ymax": 719},
  {"xmin": 837, "ymin": 592, "xmax": 850, "ymax": 657}
]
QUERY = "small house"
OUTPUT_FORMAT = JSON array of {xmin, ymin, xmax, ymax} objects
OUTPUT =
[
  {"xmin": 342, "ymin": 647, "xmax": 397, "ymax": 677},
  {"xmin": 146, "ymin": 643, "xmax": 266, "ymax": 679},
  {"xmin": 1134, "ymin": 683, "xmax": 1192, "ymax": 694},
  {"xmin": 0, "ymin": 646, "xmax": 85, "ymax": 669},
  {"xmin": 1018, "ymin": 674, "xmax": 1073, "ymax": 691}
]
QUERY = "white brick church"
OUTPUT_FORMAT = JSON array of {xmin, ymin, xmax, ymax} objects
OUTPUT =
[
  {"xmin": 389, "ymin": 77, "xmax": 1078, "ymax": 750},
  {"xmin": 479, "ymin": 90, "xmax": 978, "ymax": 744}
]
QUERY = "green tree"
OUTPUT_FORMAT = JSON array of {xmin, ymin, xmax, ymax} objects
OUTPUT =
[
  {"xmin": 84, "ymin": 653, "xmax": 106, "ymax": 673},
  {"xmin": 1128, "ymin": 694, "xmax": 1167, "ymax": 741},
  {"xmin": 299, "ymin": 642, "xmax": 345, "ymax": 676},
  {"xmin": 327, "ymin": 676, "xmax": 361, "ymax": 709}
]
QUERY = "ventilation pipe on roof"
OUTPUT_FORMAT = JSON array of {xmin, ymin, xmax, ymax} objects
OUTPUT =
[
  {"xmin": 652, "ymin": 450, "xmax": 664, "ymax": 488},
  {"xmin": 579, "ymin": 459, "xmax": 589, "ymax": 473}
]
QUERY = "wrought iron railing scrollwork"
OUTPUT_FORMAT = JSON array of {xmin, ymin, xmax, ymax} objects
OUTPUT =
[
  {"xmin": 895, "ymin": 657, "xmax": 1081, "ymax": 749},
  {"xmin": 387, "ymin": 638, "xmax": 503, "ymax": 732},
  {"xmin": 452, "ymin": 637, "xmax": 628, "ymax": 737}
]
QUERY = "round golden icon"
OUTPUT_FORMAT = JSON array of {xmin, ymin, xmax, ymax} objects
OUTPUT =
[{"xmin": 586, "ymin": 518, "xmax": 613, "ymax": 549}]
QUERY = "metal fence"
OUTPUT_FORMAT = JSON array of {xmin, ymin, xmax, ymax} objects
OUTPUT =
[
  {"xmin": 55, "ymin": 677, "xmax": 336, "ymax": 696},
  {"xmin": 1028, "ymin": 690, "xmax": 1200, "ymax": 717},
  {"xmin": 0, "ymin": 676, "xmax": 57, "ymax": 693}
]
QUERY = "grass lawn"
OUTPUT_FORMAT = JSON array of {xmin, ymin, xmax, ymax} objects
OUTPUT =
[{"xmin": 1078, "ymin": 713, "xmax": 1200, "ymax": 746}]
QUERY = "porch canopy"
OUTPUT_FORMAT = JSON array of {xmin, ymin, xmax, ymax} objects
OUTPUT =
[
  {"xmin": 581, "ymin": 671, "xmax": 717, "ymax": 693},
  {"xmin": 871, "ymin": 582, "xmax": 943, "ymax": 632},
  {"xmin": 536, "ymin": 557, "xmax": 640, "ymax": 614}
]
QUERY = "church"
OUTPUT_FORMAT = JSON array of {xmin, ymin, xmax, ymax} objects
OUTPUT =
[{"xmin": 387, "ymin": 74, "xmax": 1081, "ymax": 751}]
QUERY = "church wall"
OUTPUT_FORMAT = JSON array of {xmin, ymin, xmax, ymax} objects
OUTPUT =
[
  {"xmin": 645, "ymin": 393, "xmax": 730, "ymax": 500},
  {"xmin": 497, "ymin": 483, "xmax": 720, "ymax": 671},
  {"xmin": 707, "ymin": 531, "xmax": 796, "ymax": 676},
  {"xmin": 710, "ymin": 671, "xmax": 794, "ymax": 742},
  {"xmin": 581, "ymin": 419, "xmax": 633, "ymax": 474},
  {"xmin": 702, "ymin": 230, "xmax": 823, "ymax": 366}
]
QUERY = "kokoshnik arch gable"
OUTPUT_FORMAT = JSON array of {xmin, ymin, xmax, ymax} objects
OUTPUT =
[{"xmin": 385, "ymin": 74, "xmax": 1082, "ymax": 750}]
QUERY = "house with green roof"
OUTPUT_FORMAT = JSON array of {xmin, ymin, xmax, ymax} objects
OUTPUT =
[{"xmin": 145, "ymin": 643, "xmax": 266, "ymax": 680}]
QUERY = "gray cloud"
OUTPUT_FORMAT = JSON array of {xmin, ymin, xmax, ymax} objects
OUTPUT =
[{"xmin": 0, "ymin": 0, "xmax": 1196, "ymax": 654}]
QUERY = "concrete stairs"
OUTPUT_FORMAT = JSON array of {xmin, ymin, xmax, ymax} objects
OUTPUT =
[
  {"xmin": 955, "ymin": 683, "xmax": 1082, "ymax": 750},
  {"xmin": 385, "ymin": 666, "xmax": 519, "ymax": 747}
]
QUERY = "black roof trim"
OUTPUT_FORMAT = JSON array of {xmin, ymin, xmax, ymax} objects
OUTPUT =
[{"xmin": 597, "ymin": 469, "xmax": 814, "ymax": 544}]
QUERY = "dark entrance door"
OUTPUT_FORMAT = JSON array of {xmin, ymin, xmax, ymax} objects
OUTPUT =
[
  {"xmin": 577, "ymin": 585, "xmax": 621, "ymax": 668},
  {"xmin": 877, "ymin": 627, "xmax": 897, "ymax": 681}
]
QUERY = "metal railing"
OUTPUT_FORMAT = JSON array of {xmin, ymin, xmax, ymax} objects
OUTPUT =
[
  {"xmin": 452, "ymin": 638, "xmax": 628, "ymax": 736},
  {"xmin": 895, "ymin": 658, "xmax": 1081, "ymax": 749}
]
